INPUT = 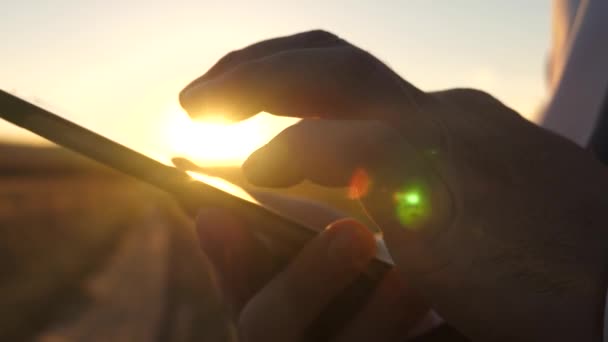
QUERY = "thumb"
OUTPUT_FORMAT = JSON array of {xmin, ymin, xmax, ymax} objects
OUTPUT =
[{"xmin": 242, "ymin": 119, "xmax": 456, "ymax": 278}]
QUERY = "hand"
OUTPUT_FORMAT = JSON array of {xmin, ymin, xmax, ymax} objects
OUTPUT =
[
  {"xmin": 195, "ymin": 196, "xmax": 432, "ymax": 341},
  {"xmin": 181, "ymin": 30, "xmax": 608, "ymax": 341}
]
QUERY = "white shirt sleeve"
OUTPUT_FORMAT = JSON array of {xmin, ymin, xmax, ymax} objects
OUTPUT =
[
  {"xmin": 541, "ymin": 0, "xmax": 608, "ymax": 146},
  {"xmin": 544, "ymin": 1, "xmax": 608, "ymax": 341}
]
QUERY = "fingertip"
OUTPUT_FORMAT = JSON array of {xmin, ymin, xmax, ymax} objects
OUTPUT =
[
  {"xmin": 179, "ymin": 84, "xmax": 204, "ymax": 117},
  {"xmin": 179, "ymin": 79, "xmax": 233, "ymax": 120},
  {"xmin": 325, "ymin": 218, "xmax": 376, "ymax": 271},
  {"xmin": 242, "ymin": 145, "xmax": 303, "ymax": 187},
  {"xmin": 326, "ymin": 218, "xmax": 377, "ymax": 250}
]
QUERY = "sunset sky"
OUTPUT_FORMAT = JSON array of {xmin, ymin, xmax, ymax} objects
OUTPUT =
[{"xmin": 0, "ymin": 1, "xmax": 550, "ymax": 165}]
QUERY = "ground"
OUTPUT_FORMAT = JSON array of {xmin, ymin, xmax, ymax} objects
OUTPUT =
[
  {"xmin": 0, "ymin": 145, "xmax": 366, "ymax": 341},
  {"xmin": 0, "ymin": 146, "xmax": 230, "ymax": 341}
]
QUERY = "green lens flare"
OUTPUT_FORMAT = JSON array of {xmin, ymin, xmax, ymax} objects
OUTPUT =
[
  {"xmin": 394, "ymin": 185, "xmax": 430, "ymax": 227},
  {"xmin": 404, "ymin": 192, "xmax": 420, "ymax": 205}
]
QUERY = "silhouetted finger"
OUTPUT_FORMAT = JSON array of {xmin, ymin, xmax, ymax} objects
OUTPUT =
[
  {"xmin": 238, "ymin": 219, "xmax": 376, "ymax": 341},
  {"xmin": 181, "ymin": 30, "xmax": 344, "ymax": 102},
  {"xmin": 241, "ymin": 118, "xmax": 455, "ymax": 274},
  {"xmin": 194, "ymin": 192, "xmax": 352, "ymax": 314},
  {"xmin": 180, "ymin": 45, "xmax": 427, "ymax": 122},
  {"xmin": 241, "ymin": 119, "xmax": 419, "ymax": 188}
]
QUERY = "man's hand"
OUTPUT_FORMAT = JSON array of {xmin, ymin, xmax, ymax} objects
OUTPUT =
[
  {"xmin": 195, "ymin": 200, "xmax": 431, "ymax": 341},
  {"xmin": 181, "ymin": 30, "xmax": 608, "ymax": 341}
]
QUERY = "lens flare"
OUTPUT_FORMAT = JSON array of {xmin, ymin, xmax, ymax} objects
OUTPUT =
[
  {"xmin": 393, "ymin": 184, "xmax": 430, "ymax": 227},
  {"xmin": 403, "ymin": 192, "xmax": 420, "ymax": 205},
  {"xmin": 426, "ymin": 148, "xmax": 439, "ymax": 157},
  {"xmin": 348, "ymin": 168, "xmax": 371, "ymax": 199}
]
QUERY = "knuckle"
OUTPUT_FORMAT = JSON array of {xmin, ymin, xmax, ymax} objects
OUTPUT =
[
  {"xmin": 302, "ymin": 29, "xmax": 340, "ymax": 41},
  {"xmin": 433, "ymin": 88, "xmax": 526, "ymax": 124},
  {"xmin": 204, "ymin": 50, "xmax": 242, "ymax": 79},
  {"xmin": 444, "ymin": 88, "xmax": 505, "ymax": 106},
  {"xmin": 344, "ymin": 47, "xmax": 375, "ymax": 71},
  {"xmin": 217, "ymin": 50, "xmax": 240, "ymax": 67},
  {"xmin": 461, "ymin": 88, "xmax": 501, "ymax": 103}
]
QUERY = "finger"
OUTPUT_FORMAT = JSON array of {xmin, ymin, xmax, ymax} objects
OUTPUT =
[
  {"xmin": 241, "ymin": 119, "xmax": 455, "ymax": 275},
  {"xmin": 195, "ymin": 207, "xmax": 276, "ymax": 316},
  {"xmin": 333, "ymin": 269, "xmax": 430, "ymax": 342},
  {"xmin": 241, "ymin": 119, "xmax": 422, "ymax": 188},
  {"xmin": 183, "ymin": 30, "xmax": 344, "ymax": 83},
  {"xmin": 180, "ymin": 30, "xmax": 345, "ymax": 113},
  {"xmin": 238, "ymin": 219, "xmax": 376, "ymax": 342},
  {"xmin": 430, "ymin": 88, "xmax": 506, "ymax": 112},
  {"xmin": 195, "ymin": 194, "xmax": 351, "ymax": 315},
  {"xmin": 180, "ymin": 45, "xmax": 426, "ymax": 122}
]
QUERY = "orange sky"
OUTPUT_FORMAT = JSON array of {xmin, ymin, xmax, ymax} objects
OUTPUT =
[{"xmin": 0, "ymin": 1, "xmax": 550, "ymax": 166}]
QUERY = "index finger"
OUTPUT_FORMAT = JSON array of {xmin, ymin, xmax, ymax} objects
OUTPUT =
[
  {"xmin": 181, "ymin": 30, "xmax": 345, "ymax": 94},
  {"xmin": 179, "ymin": 45, "xmax": 427, "ymax": 122}
]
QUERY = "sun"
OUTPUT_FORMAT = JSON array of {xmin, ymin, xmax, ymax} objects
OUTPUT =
[{"xmin": 162, "ymin": 106, "xmax": 297, "ymax": 166}]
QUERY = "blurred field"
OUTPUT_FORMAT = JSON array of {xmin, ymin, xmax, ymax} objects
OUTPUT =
[
  {"xmin": 2, "ymin": 177, "xmax": 147, "ymax": 340},
  {"xmin": 0, "ymin": 145, "xmax": 232, "ymax": 341},
  {"xmin": 0, "ymin": 145, "xmax": 368, "ymax": 341}
]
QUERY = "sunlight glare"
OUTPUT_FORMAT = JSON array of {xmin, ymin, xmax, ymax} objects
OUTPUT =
[
  {"xmin": 163, "ymin": 105, "xmax": 297, "ymax": 166},
  {"xmin": 187, "ymin": 171, "xmax": 259, "ymax": 204},
  {"xmin": 394, "ymin": 185, "xmax": 429, "ymax": 228}
]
